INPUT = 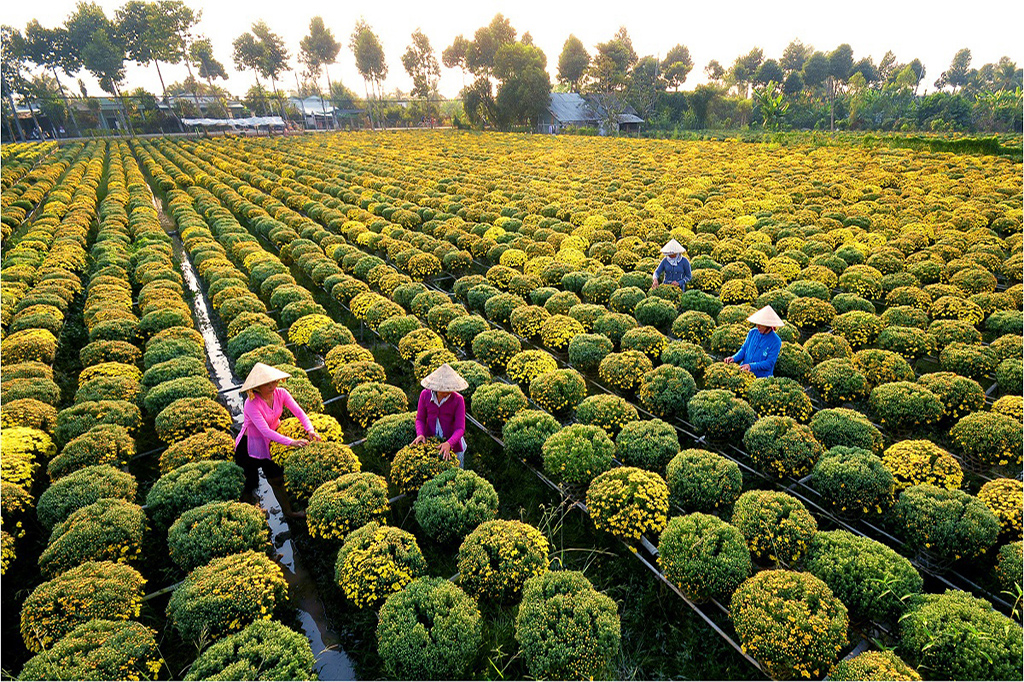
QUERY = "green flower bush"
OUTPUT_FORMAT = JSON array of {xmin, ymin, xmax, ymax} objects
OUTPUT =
[
  {"xmin": 996, "ymin": 355, "xmax": 1022, "ymax": 394},
  {"xmin": 529, "ymin": 368, "xmax": 586, "ymax": 414},
  {"xmin": 471, "ymin": 382, "xmax": 528, "ymax": 430},
  {"xmin": 804, "ymin": 332, "xmax": 853, "ymax": 363},
  {"xmin": 687, "ymin": 389, "xmax": 757, "ymax": 441},
  {"xmin": 154, "ymin": 398, "xmax": 231, "ymax": 445},
  {"xmin": 832, "ymin": 310, "xmax": 884, "ymax": 348},
  {"xmin": 377, "ymin": 577, "xmax": 482, "ymax": 680},
  {"xmin": 20, "ymin": 619, "xmax": 163, "ymax": 682},
  {"xmin": 898, "ymin": 590, "xmax": 1023, "ymax": 681},
  {"xmin": 364, "ymin": 412, "xmax": 418, "ymax": 459},
  {"xmin": 978, "ymin": 478, "xmax": 1023, "ymax": 540},
  {"xmin": 574, "ymin": 394, "xmax": 638, "ymax": 436},
  {"xmin": 184, "ymin": 620, "xmax": 315, "ymax": 681},
  {"xmin": 594, "ymin": 312, "xmax": 638, "ymax": 347},
  {"xmin": 167, "ymin": 501, "xmax": 270, "ymax": 572},
  {"xmin": 542, "ymin": 424, "xmax": 615, "ymax": 486},
  {"xmin": 890, "ymin": 484, "xmax": 999, "ymax": 562},
  {"xmin": 868, "ymin": 382, "xmax": 944, "ymax": 430},
  {"xmin": 916, "ymin": 371, "xmax": 986, "ymax": 420},
  {"xmin": 658, "ymin": 513, "xmax": 751, "ymax": 601},
  {"xmin": 995, "ymin": 541, "xmax": 1022, "ymax": 596},
  {"xmin": 704, "ymin": 361, "xmax": 757, "ymax": 399},
  {"xmin": 614, "ymin": 418, "xmax": 679, "ymax": 472},
  {"xmin": 708, "ymin": 323, "xmax": 749, "ymax": 355},
  {"xmin": 881, "ymin": 440, "xmax": 963, "ymax": 492},
  {"xmin": 732, "ymin": 490, "xmax": 818, "ymax": 565},
  {"xmin": 586, "ymin": 467, "xmax": 669, "ymax": 542},
  {"xmin": 829, "ymin": 650, "xmax": 921, "ymax": 682},
  {"xmin": 672, "ymin": 311, "xmax": 718, "ymax": 346},
  {"xmin": 853, "ymin": 348, "xmax": 915, "ymax": 387},
  {"xmin": 36, "ymin": 464, "xmax": 136, "ymax": 531},
  {"xmin": 284, "ymin": 442, "xmax": 361, "ymax": 502},
  {"xmin": 802, "ymin": 530, "xmax": 922, "ymax": 624},
  {"xmin": 567, "ymin": 333, "xmax": 614, "ymax": 371},
  {"xmin": 661, "ymin": 341, "xmax": 711, "ymax": 378},
  {"xmin": 787, "ymin": 296, "xmax": 837, "ymax": 329},
  {"xmin": 876, "ymin": 326, "xmax": 935, "ymax": 360},
  {"xmin": 38, "ymin": 499, "xmax": 147, "ymax": 578},
  {"xmin": 347, "ymin": 382, "xmax": 408, "ymax": 428},
  {"xmin": 458, "ymin": 519, "xmax": 549, "ymax": 603},
  {"xmin": 307, "ymin": 472, "xmax": 390, "ymax": 541},
  {"xmin": 637, "ymin": 365, "xmax": 697, "ymax": 420},
  {"xmin": 730, "ymin": 570, "xmax": 848, "ymax": 680},
  {"xmin": 48, "ymin": 425, "xmax": 135, "ymax": 480},
  {"xmin": 471, "ymin": 329, "xmax": 521, "ymax": 371},
  {"xmin": 747, "ymin": 376, "xmax": 813, "ymax": 422},
  {"xmin": 939, "ymin": 342, "xmax": 997, "ymax": 381},
  {"xmin": 334, "ymin": 522, "xmax": 427, "ymax": 609},
  {"xmin": 807, "ymin": 359, "xmax": 870, "ymax": 405},
  {"xmin": 621, "ymin": 325, "xmax": 668, "ymax": 360},
  {"xmin": 166, "ymin": 550, "xmax": 289, "ymax": 644},
  {"xmin": 515, "ymin": 570, "xmax": 620, "ymax": 680},
  {"xmin": 414, "ymin": 468, "xmax": 499, "ymax": 543},
  {"xmin": 810, "ymin": 407, "xmax": 884, "ymax": 454},
  {"xmin": 506, "ymin": 350, "xmax": 558, "ymax": 387},
  {"xmin": 744, "ymin": 416, "xmax": 824, "ymax": 479},
  {"xmin": 57, "ymin": 400, "xmax": 143, "ymax": 445},
  {"xmin": 390, "ymin": 440, "xmax": 458, "ymax": 496},
  {"xmin": 665, "ymin": 449, "xmax": 743, "ymax": 513},
  {"xmin": 145, "ymin": 460, "xmax": 245, "ymax": 529},
  {"xmin": 598, "ymin": 350, "xmax": 654, "ymax": 393},
  {"xmin": 811, "ymin": 446, "xmax": 895, "ymax": 516},
  {"xmin": 503, "ymin": 410, "xmax": 561, "ymax": 463}
]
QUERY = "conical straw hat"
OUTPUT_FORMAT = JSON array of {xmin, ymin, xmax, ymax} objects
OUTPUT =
[
  {"xmin": 661, "ymin": 239, "xmax": 686, "ymax": 255},
  {"xmin": 239, "ymin": 362, "xmax": 292, "ymax": 393},
  {"xmin": 747, "ymin": 305, "xmax": 785, "ymax": 328},
  {"xmin": 421, "ymin": 363, "xmax": 469, "ymax": 392}
]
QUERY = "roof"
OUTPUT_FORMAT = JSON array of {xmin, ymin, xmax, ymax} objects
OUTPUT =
[
  {"xmin": 547, "ymin": 92, "xmax": 596, "ymax": 124},
  {"xmin": 583, "ymin": 94, "xmax": 644, "ymax": 125}
]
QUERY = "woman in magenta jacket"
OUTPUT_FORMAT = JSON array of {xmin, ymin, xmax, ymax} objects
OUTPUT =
[
  {"xmin": 412, "ymin": 363, "xmax": 469, "ymax": 467},
  {"xmin": 234, "ymin": 363, "xmax": 320, "ymax": 518}
]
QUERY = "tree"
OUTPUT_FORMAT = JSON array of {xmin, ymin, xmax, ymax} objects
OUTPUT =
[
  {"xmin": 465, "ymin": 14, "xmax": 516, "ymax": 77},
  {"xmin": 851, "ymin": 57, "xmax": 877, "ymax": 85},
  {"xmin": 704, "ymin": 60, "xmax": 725, "ymax": 84},
  {"xmin": 628, "ymin": 55, "xmax": 664, "ymax": 120},
  {"xmin": 557, "ymin": 35, "xmax": 589, "ymax": 92},
  {"xmin": 22, "ymin": 21, "xmax": 81, "ymax": 135},
  {"xmin": 825, "ymin": 44, "xmax": 854, "ymax": 131},
  {"xmin": 781, "ymin": 39, "xmax": 811, "ymax": 73},
  {"xmin": 1, "ymin": 25, "xmax": 30, "ymax": 140},
  {"xmin": 189, "ymin": 38, "xmax": 227, "ymax": 116},
  {"xmin": 81, "ymin": 28, "xmax": 134, "ymax": 133},
  {"xmin": 907, "ymin": 58, "xmax": 926, "ymax": 94},
  {"xmin": 729, "ymin": 47, "xmax": 763, "ymax": 96},
  {"xmin": 493, "ymin": 42, "xmax": 550, "ymax": 127},
  {"xmin": 401, "ymin": 29, "xmax": 440, "ymax": 100},
  {"xmin": 802, "ymin": 51, "xmax": 828, "ymax": 89},
  {"xmin": 589, "ymin": 28, "xmax": 637, "ymax": 93},
  {"xmin": 753, "ymin": 59, "xmax": 783, "ymax": 86},
  {"xmin": 300, "ymin": 17, "xmax": 341, "ymax": 126},
  {"xmin": 877, "ymin": 50, "xmax": 900, "ymax": 84},
  {"xmin": 661, "ymin": 44, "xmax": 693, "ymax": 91},
  {"xmin": 442, "ymin": 34, "xmax": 471, "ymax": 86},
  {"xmin": 251, "ymin": 21, "xmax": 290, "ymax": 120},
  {"xmin": 232, "ymin": 32, "xmax": 267, "ymax": 114},
  {"xmin": 350, "ymin": 19, "xmax": 387, "ymax": 128},
  {"xmin": 936, "ymin": 48, "xmax": 972, "ymax": 92},
  {"xmin": 783, "ymin": 70, "xmax": 804, "ymax": 95},
  {"xmin": 753, "ymin": 82, "xmax": 789, "ymax": 129}
]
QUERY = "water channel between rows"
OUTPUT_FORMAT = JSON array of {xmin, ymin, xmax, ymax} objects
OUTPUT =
[{"xmin": 157, "ymin": 195, "xmax": 356, "ymax": 680}]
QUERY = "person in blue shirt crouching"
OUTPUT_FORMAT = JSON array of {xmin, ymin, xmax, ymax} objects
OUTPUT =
[
  {"xmin": 651, "ymin": 239, "xmax": 692, "ymax": 291},
  {"xmin": 725, "ymin": 305, "xmax": 784, "ymax": 378}
]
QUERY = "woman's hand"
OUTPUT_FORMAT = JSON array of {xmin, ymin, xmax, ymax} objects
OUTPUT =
[
  {"xmin": 292, "ymin": 438, "xmax": 310, "ymax": 448},
  {"xmin": 412, "ymin": 435, "xmax": 427, "ymax": 445},
  {"xmin": 307, "ymin": 431, "xmax": 322, "ymax": 442},
  {"xmin": 723, "ymin": 356, "xmax": 735, "ymax": 364},
  {"xmin": 439, "ymin": 441, "xmax": 452, "ymax": 460},
  {"xmin": 739, "ymin": 364, "xmax": 751, "ymax": 372}
]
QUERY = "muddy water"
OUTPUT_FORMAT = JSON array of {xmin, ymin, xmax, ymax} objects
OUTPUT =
[{"xmin": 159, "ymin": 198, "xmax": 356, "ymax": 680}]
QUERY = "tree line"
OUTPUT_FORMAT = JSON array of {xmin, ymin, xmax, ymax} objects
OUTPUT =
[{"xmin": 1, "ymin": 2, "xmax": 1021, "ymax": 139}]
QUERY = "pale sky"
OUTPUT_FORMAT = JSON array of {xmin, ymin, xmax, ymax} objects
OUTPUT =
[{"xmin": 5, "ymin": 0, "xmax": 1023, "ymax": 99}]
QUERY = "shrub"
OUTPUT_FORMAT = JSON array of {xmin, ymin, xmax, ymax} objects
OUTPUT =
[
  {"xmin": 744, "ymin": 416, "xmax": 824, "ymax": 479},
  {"xmin": 445, "ymin": 314, "xmax": 488, "ymax": 348},
  {"xmin": 390, "ymin": 440, "xmax": 458, "ymax": 496},
  {"xmin": 804, "ymin": 332, "xmax": 853, "ymax": 363},
  {"xmin": 868, "ymin": 382, "xmax": 944, "ymax": 430},
  {"xmin": 141, "ymin": 356, "xmax": 208, "ymax": 389},
  {"xmin": 877, "ymin": 326, "xmax": 936, "ymax": 360},
  {"xmin": 530, "ymin": 369, "xmax": 587, "ymax": 414},
  {"xmin": 154, "ymin": 398, "xmax": 232, "ymax": 445},
  {"xmin": 307, "ymin": 321, "xmax": 356, "ymax": 355},
  {"xmin": 1, "ymin": 377, "xmax": 61, "ymax": 406},
  {"xmin": 810, "ymin": 407, "xmax": 884, "ymax": 454},
  {"xmin": 995, "ymin": 355, "xmax": 1022, "ymax": 394},
  {"xmin": 929, "ymin": 318, "xmax": 982, "ymax": 348},
  {"xmin": 48, "ymin": 425, "xmax": 134, "ymax": 480},
  {"xmin": 145, "ymin": 460, "xmax": 246, "ymax": 529},
  {"xmin": 978, "ymin": 478, "xmax": 1023, "ymax": 540},
  {"xmin": 635, "ymin": 365, "xmax": 695, "ymax": 420},
  {"xmin": 306, "ymin": 472, "xmax": 390, "ymax": 541},
  {"xmin": 704, "ymin": 361, "xmax": 757, "ymax": 399},
  {"xmin": 598, "ymin": 350, "xmax": 653, "ymax": 392},
  {"xmin": 331, "ymin": 360, "xmax": 387, "ymax": 394},
  {"xmin": 678, "ymin": 289, "xmax": 723, "ymax": 318},
  {"xmin": 939, "ymin": 342, "xmax": 997, "ymax": 381},
  {"xmin": 829, "ymin": 650, "xmax": 922, "ymax": 682},
  {"xmin": 234, "ymin": 345, "xmax": 297, "ymax": 381},
  {"xmin": 747, "ymin": 376, "xmax": 813, "ymax": 422},
  {"xmin": 541, "ymin": 424, "xmax": 615, "ymax": 486},
  {"xmin": 471, "ymin": 382, "xmax": 528, "ymax": 430},
  {"xmin": 890, "ymin": 484, "xmax": 999, "ymax": 562},
  {"xmin": 20, "ymin": 619, "xmax": 162, "ymax": 682},
  {"xmin": 364, "ymin": 412, "xmax": 418, "ymax": 459},
  {"xmin": 708, "ymin": 323, "xmax": 749, "ymax": 354},
  {"xmin": 915, "ymin": 371, "xmax": 986, "ymax": 421},
  {"xmin": 881, "ymin": 440, "xmax": 963, "ymax": 492},
  {"xmin": 334, "ymin": 522, "xmax": 427, "ymax": 609},
  {"xmin": 832, "ymin": 310, "xmax": 884, "ymax": 348},
  {"xmin": 787, "ymin": 296, "xmax": 836, "ymax": 328},
  {"xmin": 803, "ymin": 530, "xmax": 922, "ymax": 624},
  {"xmin": 661, "ymin": 341, "xmax": 711, "ymax": 379},
  {"xmin": 166, "ymin": 550, "xmax": 288, "ymax": 644},
  {"xmin": 898, "ymin": 590, "xmax": 1022, "ymax": 681},
  {"xmin": 377, "ymin": 577, "xmax": 482, "ymax": 680},
  {"xmin": 19, "ymin": 561, "xmax": 145, "ymax": 653},
  {"xmin": 664, "ymin": 449, "xmax": 743, "ymax": 513},
  {"xmin": 36, "ymin": 465, "xmax": 136, "ymax": 530},
  {"xmin": 515, "ymin": 571, "xmax": 620, "ymax": 680},
  {"xmin": 620, "ymin": 325, "xmax": 667, "ymax": 360},
  {"xmin": 732, "ymin": 490, "xmax": 818, "ymax": 565},
  {"xmin": 986, "ymin": 309, "xmax": 1024, "ymax": 336},
  {"xmin": 567, "ymin": 333, "xmax": 614, "ymax": 371},
  {"xmin": 594, "ymin": 312, "xmax": 638, "ymax": 347},
  {"xmin": 586, "ymin": 467, "xmax": 669, "ymax": 542},
  {"xmin": 506, "ymin": 350, "xmax": 558, "ymax": 386},
  {"xmin": 167, "ymin": 501, "xmax": 270, "ymax": 572},
  {"xmin": 502, "ymin": 410, "xmax": 561, "ymax": 463},
  {"xmin": 458, "ymin": 519, "xmax": 549, "ymax": 602},
  {"xmin": 992, "ymin": 394, "xmax": 1023, "ymax": 421},
  {"xmin": 540, "ymin": 314, "xmax": 585, "ymax": 351},
  {"xmin": 995, "ymin": 541, "xmax": 1023, "ymax": 596},
  {"xmin": 658, "ymin": 513, "xmax": 751, "ymax": 601},
  {"xmin": 509, "ymin": 305, "xmax": 550, "ymax": 339},
  {"xmin": 142, "ymin": 376, "xmax": 218, "ymax": 417},
  {"xmin": 853, "ymin": 349, "xmax": 915, "ymax": 387},
  {"xmin": 414, "ymin": 468, "xmax": 499, "ymax": 543},
  {"xmin": 574, "ymin": 394, "xmax": 638, "ymax": 436},
  {"xmin": 184, "ymin": 620, "xmax": 315, "ymax": 681},
  {"xmin": 55, "ymin": 400, "xmax": 143, "ymax": 445},
  {"xmin": 811, "ymin": 446, "xmax": 895, "ymax": 516},
  {"xmin": 613, "ymin": 418, "xmax": 679, "ymax": 472},
  {"xmin": 347, "ymin": 382, "xmax": 408, "ymax": 427},
  {"xmin": 471, "ymin": 329, "xmax": 521, "ymax": 371},
  {"xmin": 687, "ymin": 389, "xmax": 757, "ymax": 441},
  {"xmin": 38, "ymin": 499, "xmax": 146, "ymax": 578},
  {"xmin": 730, "ymin": 570, "xmax": 848, "ymax": 680},
  {"xmin": 284, "ymin": 442, "xmax": 361, "ymax": 502}
]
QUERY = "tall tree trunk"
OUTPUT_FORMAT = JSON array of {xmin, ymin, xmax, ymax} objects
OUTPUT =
[
  {"xmin": 50, "ymin": 67, "xmax": 81, "ymax": 136},
  {"xmin": 112, "ymin": 82, "xmax": 137, "ymax": 137},
  {"xmin": 252, "ymin": 73, "xmax": 266, "ymax": 116},
  {"xmin": 153, "ymin": 59, "xmax": 185, "ymax": 132},
  {"xmin": 25, "ymin": 95, "xmax": 43, "ymax": 139},
  {"xmin": 182, "ymin": 58, "xmax": 203, "ymax": 115},
  {"xmin": 4, "ymin": 89, "xmax": 24, "ymax": 141},
  {"xmin": 294, "ymin": 72, "xmax": 309, "ymax": 130},
  {"xmin": 270, "ymin": 77, "xmax": 287, "ymax": 123},
  {"xmin": 362, "ymin": 78, "xmax": 373, "ymax": 129},
  {"xmin": 324, "ymin": 65, "xmax": 337, "ymax": 129}
]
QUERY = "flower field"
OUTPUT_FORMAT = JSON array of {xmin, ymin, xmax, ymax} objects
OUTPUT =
[{"xmin": 1, "ymin": 130, "xmax": 1022, "ymax": 680}]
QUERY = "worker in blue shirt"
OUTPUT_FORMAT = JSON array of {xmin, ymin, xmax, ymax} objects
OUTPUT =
[
  {"xmin": 651, "ymin": 239, "xmax": 692, "ymax": 291},
  {"xmin": 725, "ymin": 306, "xmax": 784, "ymax": 378}
]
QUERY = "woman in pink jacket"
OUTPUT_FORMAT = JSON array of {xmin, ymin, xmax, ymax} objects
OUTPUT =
[
  {"xmin": 234, "ymin": 363, "xmax": 320, "ymax": 518},
  {"xmin": 412, "ymin": 364, "xmax": 468, "ymax": 467}
]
